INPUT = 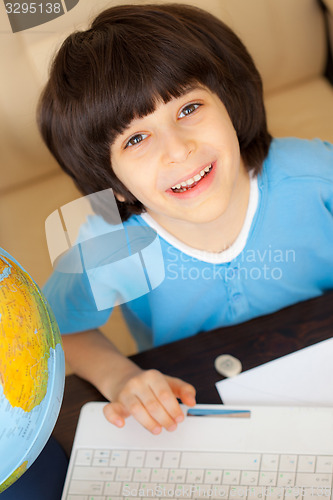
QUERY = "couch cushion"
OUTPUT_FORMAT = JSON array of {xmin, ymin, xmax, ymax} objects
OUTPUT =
[
  {"xmin": 321, "ymin": 0, "xmax": 333, "ymax": 82},
  {"xmin": 0, "ymin": 17, "xmax": 60, "ymax": 192},
  {"xmin": 0, "ymin": 171, "xmax": 80, "ymax": 285},
  {"xmin": 265, "ymin": 77, "xmax": 333, "ymax": 142},
  {"xmin": 217, "ymin": 0, "xmax": 327, "ymax": 94}
]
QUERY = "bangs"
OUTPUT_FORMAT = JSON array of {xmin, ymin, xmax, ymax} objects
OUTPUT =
[{"xmin": 86, "ymin": 7, "xmax": 222, "ymax": 141}]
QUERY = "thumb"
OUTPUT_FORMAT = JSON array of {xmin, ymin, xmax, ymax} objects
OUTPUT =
[
  {"xmin": 165, "ymin": 376, "xmax": 196, "ymax": 406},
  {"xmin": 103, "ymin": 401, "xmax": 131, "ymax": 428}
]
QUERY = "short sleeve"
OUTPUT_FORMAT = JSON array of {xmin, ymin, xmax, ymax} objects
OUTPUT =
[
  {"xmin": 43, "ymin": 251, "xmax": 113, "ymax": 334},
  {"xmin": 42, "ymin": 213, "xmax": 164, "ymax": 334}
]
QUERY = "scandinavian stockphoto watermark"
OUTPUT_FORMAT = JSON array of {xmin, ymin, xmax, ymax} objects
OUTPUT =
[
  {"xmin": 44, "ymin": 189, "xmax": 165, "ymax": 311},
  {"xmin": 122, "ymin": 485, "xmax": 331, "ymax": 498},
  {"xmin": 166, "ymin": 246, "xmax": 296, "ymax": 282}
]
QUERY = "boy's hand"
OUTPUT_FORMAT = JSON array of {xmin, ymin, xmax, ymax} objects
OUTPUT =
[
  {"xmin": 103, "ymin": 368, "xmax": 196, "ymax": 434},
  {"xmin": 61, "ymin": 330, "xmax": 195, "ymax": 434}
]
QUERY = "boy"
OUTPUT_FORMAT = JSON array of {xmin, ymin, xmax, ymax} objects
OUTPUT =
[{"xmin": 39, "ymin": 3, "xmax": 333, "ymax": 434}]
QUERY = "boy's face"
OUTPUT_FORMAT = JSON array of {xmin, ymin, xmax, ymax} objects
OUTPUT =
[{"xmin": 111, "ymin": 86, "xmax": 247, "ymax": 230}]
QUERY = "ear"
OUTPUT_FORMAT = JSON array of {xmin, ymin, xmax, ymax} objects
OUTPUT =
[{"xmin": 114, "ymin": 192, "xmax": 126, "ymax": 203}]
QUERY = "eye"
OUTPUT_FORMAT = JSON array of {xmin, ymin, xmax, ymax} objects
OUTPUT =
[
  {"xmin": 178, "ymin": 102, "xmax": 202, "ymax": 119},
  {"xmin": 125, "ymin": 133, "xmax": 148, "ymax": 149}
]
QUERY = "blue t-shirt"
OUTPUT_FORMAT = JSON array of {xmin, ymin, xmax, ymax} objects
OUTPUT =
[{"xmin": 43, "ymin": 138, "xmax": 333, "ymax": 351}]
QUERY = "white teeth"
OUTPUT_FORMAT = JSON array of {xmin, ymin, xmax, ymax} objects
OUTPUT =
[{"xmin": 171, "ymin": 163, "xmax": 213, "ymax": 191}]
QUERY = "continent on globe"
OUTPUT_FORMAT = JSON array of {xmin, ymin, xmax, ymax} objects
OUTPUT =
[
  {"xmin": 0, "ymin": 249, "xmax": 65, "ymax": 493},
  {"xmin": 0, "ymin": 254, "xmax": 61, "ymax": 412},
  {"xmin": 0, "ymin": 461, "xmax": 28, "ymax": 493}
]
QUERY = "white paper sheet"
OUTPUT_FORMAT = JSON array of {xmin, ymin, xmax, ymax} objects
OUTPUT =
[{"xmin": 216, "ymin": 337, "xmax": 333, "ymax": 406}]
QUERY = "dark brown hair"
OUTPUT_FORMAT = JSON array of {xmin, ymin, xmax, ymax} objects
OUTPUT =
[{"xmin": 38, "ymin": 3, "xmax": 272, "ymax": 221}]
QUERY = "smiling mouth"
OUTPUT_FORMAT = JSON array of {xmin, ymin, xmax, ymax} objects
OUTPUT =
[{"xmin": 170, "ymin": 163, "xmax": 213, "ymax": 193}]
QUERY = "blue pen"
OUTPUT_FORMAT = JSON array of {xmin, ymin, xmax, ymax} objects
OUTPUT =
[{"xmin": 187, "ymin": 408, "xmax": 251, "ymax": 418}]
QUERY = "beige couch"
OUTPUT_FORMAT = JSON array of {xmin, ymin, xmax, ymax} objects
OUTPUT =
[{"xmin": 1, "ymin": 0, "xmax": 333, "ymax": 357}]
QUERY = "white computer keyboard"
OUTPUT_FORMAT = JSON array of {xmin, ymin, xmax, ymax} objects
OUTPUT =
[{"xmin": 66, "ymin": 449, "xmax": 333, "ymax": 500}]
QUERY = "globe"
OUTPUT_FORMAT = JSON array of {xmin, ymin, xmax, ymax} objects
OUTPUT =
[{"xmin": 0, "ymin": 248, "xmax": 65, "ymax": 493}]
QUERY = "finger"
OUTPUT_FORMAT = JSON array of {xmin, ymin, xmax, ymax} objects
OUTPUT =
[
  {"xmin": 145, "ymin": 375, "xmax": 189, "ymax": 427},
  {"xmin": 138, "ymin": 383, "xmax": 180, "ymax": 431},
  {"xmin": 103, "ymin": 401, "xmax": 130, "ymax": 428},
  {"xmin": 119, "ymin": 392, "xmax": 164, "ymax": 434},
  {"xmin": 166, "ymin": 376, "xmax": 197, "ymax": 407},
  {"xmin": 120, "ymin": 370, "xmax": 182, "ymax": 431}
]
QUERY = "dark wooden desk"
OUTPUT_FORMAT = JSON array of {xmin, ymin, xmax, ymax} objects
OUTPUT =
[{"xmin": 52, "ymin": 292, "xmax": 333, "ymax": 457}]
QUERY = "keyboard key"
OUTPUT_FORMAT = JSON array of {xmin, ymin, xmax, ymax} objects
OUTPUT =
[
  {"xmin": 223, "ymin": 470, "xmax": 240, "ymax": 485},
  {"xmin": 115, "ymin": 467, "xmax": 133, "ymax": 481},
  {"xmin": 92, "ymin": 450, "xmax": 110, "ymax": 467},
  {"xmin": 162, "ymin": 451, "xmax": 181, "ymax": 468},
  {"xmin": 121, "ymin": 481, "xmax": 140, "ymax": 495},
  {"xmin": 128, "ymin": 451, "xmax": 146, "ymax": 467},
  {"xmin": 297, "ymin": 456, "xmax": 315, "ymax": 473},
  {"xmin": 187, "ymin": 469, "xmax": 204, "ymax": 483},
  {"xmin": 192, "ymin": 483, "xmax": 215, "ymax": 499},
  {"xmin": 277, "ymin": 472, "xmax": 295, "ymax": 486},
  {"xmin": 154, "ymin": 482, "xmax": 176, "ymax": 497},
  {"xmin": 139, "ymin": 481, "xmax": 160, "ymax": 497},
  {"xmin": 133, "ymin": 468, "xmax": 151, "ymax": 482},
  {"xmin": 284, "ymin": 486, "xmax": 305, "ymax": 500},
  {"xmin": 175, "ymin": 483, "xmax": 194, "ymax": 498},
  {"xmin": 110, "ymin": 450, "xmax": 128, "ymax": 466},
  {"xmin": 72, "ymin": 465, "xmax": 115, "ymax": 481},
  {"xmin": 261, "ymin": 455, "xmax": 279, "ymax": 472},
  {"xmin": 104, "ymin": 481, "xmax": 122, "ymax": 495},
  {"xmin": 151, "ymin": 468, "xmax": 169, "ymax": 482},
  {"xmin": 263, "ymin": 486, "xmax": 284, "ymax": 500},
  {"xmin": 295, "ymin": 472, "xmax": 332, "ymax": 487},
  {"xmin": 247, "ymin": 486, "xmax": 265, "ymax": 499},
  {"xmin": 279, "ymin": 455, "xmax": 297, "ymax": 472},
  {"xmin": 145, "ymin": 451, "xmax": 163, "ymax": 468},
  {"xmin": 75, "ymin": 449, "xmax": 93, "ymax": 466},
  {"xmin": 217, "ymin": 485, "xmax": 230, "ymax": 498},
  {"xmin": 204, "ymin": 469, "xmax": 223, "ymax": 484},
  {"xmin": 169, "ymin": 469, "xmax": 187, "ymax": 482},
  {"xmin": 229, "ymin": 485, "xmax": 248, "ymax": 499},
  {"xmin": 316, "ymin": 457, "xmax": 333, "ymax": 474},
  {"xmin": 241, "ymin": 470, "xmax": 259, "ymax": 485},
  {"xmin": 68, "ymin": 480, "xmax": 104, "ymax": 495},
  {"xmin": 259, "ymin": 471, "xmax": 277, "ymax": 486}
]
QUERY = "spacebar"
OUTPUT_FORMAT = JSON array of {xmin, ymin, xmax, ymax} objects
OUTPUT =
[{"xmin": 180, "ymin": 452, "xmax": 260, "ymax": 470}]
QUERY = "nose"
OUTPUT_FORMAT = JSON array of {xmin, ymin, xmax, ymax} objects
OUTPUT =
[{"xmin": 161, "ymin": 126, "xmax": 194, "ymax": 164}]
